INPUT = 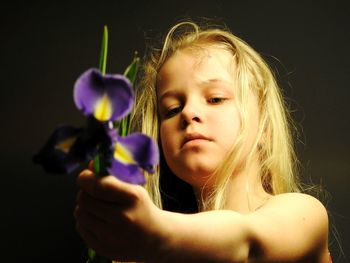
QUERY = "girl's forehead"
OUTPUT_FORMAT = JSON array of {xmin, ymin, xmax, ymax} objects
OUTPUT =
[
  {"xmin": 177, "ymin": 45, "xmax": 233, "ymax": 63},
  {"xmin": 157, "ymin": 46, "xmax": 237, "ymax": 91}
]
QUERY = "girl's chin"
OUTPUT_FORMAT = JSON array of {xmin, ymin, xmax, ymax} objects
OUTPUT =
[{"xmin": 173, "ymin": 165, "xmax": 217, "ymax": 187}]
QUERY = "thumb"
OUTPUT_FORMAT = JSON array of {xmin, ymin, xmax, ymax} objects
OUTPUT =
[
  {"xmin": 87, "ymin": 160, "xmax": 94, "ymax": 171},
  {"xmin": 77, "ymin": 169, "xmax": 142, "ymax": 204}
]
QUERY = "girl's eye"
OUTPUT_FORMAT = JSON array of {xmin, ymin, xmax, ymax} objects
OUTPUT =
[
  {"xmin": 165, "ymin": 106, "xmax": 182, "ymax": 118},
  {"xmin": 208, "ymin": 97, "xmax": 226, "ymax": 104}
]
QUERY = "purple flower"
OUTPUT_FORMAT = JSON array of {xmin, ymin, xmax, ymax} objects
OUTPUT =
[
  {"xmin": 33, "ymin": 125, "xmax": 83, "ymax": 173},
  {"xmin": 108, "ymin": 133, "xmax": 159, "ymax": 185},
  {"xmin": 33, "ymin": 117, "xmax": 111, "ymax": 174},
  {"xmin": 74, "ymin": 68, "xmax": 134, "ymax": 122},
  {"xmin": 34, "ymin": 67, "xmax": 159, "ymax": 185}
]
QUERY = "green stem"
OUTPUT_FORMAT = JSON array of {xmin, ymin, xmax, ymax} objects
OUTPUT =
[
  {"xmin": 99, "ymin": 25, "xmax": 108, "ymax": 75},
  {"xmin": 94, "ymin": 25, "xmax": 109, "ymax": 175},
  {"xmin": 93, "ymin": 155, "xmax": 101, "ymax": 174},
  {"xmin": 86, "ymin": 26, "xmax": 112, "ymax": 263}
]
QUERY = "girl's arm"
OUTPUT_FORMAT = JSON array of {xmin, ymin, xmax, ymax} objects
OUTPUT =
[
  {"xmin": 75, "ymin": 170, "xmax": 329, "ymax": 262},
  {"xmin": 157, "ymin": 193, "xmax": 329, "ymax": 262}
]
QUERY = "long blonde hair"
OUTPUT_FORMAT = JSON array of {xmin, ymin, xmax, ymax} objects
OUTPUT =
[{"xmin": 131, "ymin": 21, "xmax": 300, "ymax": 211}]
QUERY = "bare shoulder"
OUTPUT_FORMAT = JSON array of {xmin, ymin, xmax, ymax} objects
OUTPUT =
[
  {"xmin": 246, "ymin": 193, "xmax": 329, "ymax": 261},
  {"xmin": 254, "ymin": 192, "xmax": 329, "ymax": 234},
  {"xmin": 264, "ymin": 192, "xmax": 328, "ymax": 215}
]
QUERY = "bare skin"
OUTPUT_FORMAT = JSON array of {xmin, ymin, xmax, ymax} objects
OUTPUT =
[
  {"xmin": 75, "ymin": 170, "xmax": 329, "ymax": 262},
  {"xmin": 75, "ymin": 47, "xmax": 329, "ymax": 262}
]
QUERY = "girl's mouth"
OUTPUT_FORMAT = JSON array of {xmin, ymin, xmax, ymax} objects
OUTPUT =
[{"xmin": 182, "ymin": 133, "xmax": 212, "ymax": 147}]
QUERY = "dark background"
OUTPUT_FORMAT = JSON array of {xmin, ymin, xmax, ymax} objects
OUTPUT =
[{"xmin": 1, "ymin": 1, "xmax": 349, "ymax": 262}]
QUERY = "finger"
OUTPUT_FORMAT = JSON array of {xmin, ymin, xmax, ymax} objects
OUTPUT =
[
  {"xmin": 75, "ymin": 205, "xmax": 106, "ymax": 242},
  {"xmin": 77, "ymin": 170, "xmax": 142, "ymax": 204},
  {"xmin": 88, "ymin": 160, "xmax": 94, "ymax": 171},
  {"xmin": 75, "ymin": 217, "xmax": 107, "ymax": 258},
  {"xmin": 75, "ymin": 207, "xmax": 99, "ymax": 244},
  {"xmin": 75, "ymin": 207, "xmax": 117, "ymax": 260},
  {"xmin": 76, "ymin": 191, "xmax": 126, "ymax": 224}
]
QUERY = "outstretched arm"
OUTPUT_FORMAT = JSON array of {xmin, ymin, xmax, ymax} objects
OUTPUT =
[{"xmin": 75, "ymin": 170, "xmax": 329, "ymax": 262}]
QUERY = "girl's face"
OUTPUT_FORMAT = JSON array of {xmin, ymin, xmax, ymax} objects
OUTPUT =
[{"xmin": 157, "ymin": 47, "xmax": 259, "ymax": 189}]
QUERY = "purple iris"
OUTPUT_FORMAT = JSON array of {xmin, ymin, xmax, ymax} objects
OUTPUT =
[
  {"xmin": 33, "ymin": 125, "xmax": 83, "ymax": 174},
  {"xmin": 33, "ymin": 117, "xmax": 112, "ymax": 174},
  {"xmin": 33, "ymin": 68, "xmax": 159, "ymax": 185},
  {"xmin": 108, "ymin": 133, "xmax": 159, "ymax": 185},
  {"xmin": 74, "ymin": 68, "xmax": 134, "ymax": 122}
]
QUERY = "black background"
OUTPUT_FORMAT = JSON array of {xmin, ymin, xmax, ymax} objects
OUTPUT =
[{"xmin": 1, "ymin": 1, "xmax": 349, "ymax": 262}]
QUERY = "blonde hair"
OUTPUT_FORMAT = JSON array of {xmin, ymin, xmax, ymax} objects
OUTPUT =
[{"xmin": 131, "ymin": 21, "xmax": 300, "ymax": 211}]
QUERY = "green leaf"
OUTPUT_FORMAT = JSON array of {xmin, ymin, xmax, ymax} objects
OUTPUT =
[
  {"xmin": 115, "ymin": 116, "xmax": 128, "ymax": 137},
  {"xmin": 121, "ymin": 115, "xmax": 131, "ymax": 136},
  {"xmin": 99, "ymin": 25, "xmax": 108, "ymax": 75},
  {"xmin": 123, "ymin": 51, "xmax": 140, "ymax": 85},
  {"xmin": 114, "ymin": 52, "xmax": 140, "ymax": 137}
]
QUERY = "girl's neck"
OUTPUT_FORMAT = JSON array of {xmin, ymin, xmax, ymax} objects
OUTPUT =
[
  {"xmin": 195, "ymin": 155, "xmax": 271, "ymax": 214},
  {"xmin": 225, "ymin": 158, "xmax": 271, "ymax": 213}
]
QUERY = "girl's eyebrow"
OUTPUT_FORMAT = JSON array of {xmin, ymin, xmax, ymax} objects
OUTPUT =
[
  {"xmin": 158, "ymin": 90, "xmax": 180, "ymax": 102},
  {"xmin": 200, "ymin": 79, "xmax": 236, "ymax": 94},
  {"xmin": 201, "ymin": 78, "xmax": 233, "ymax": 87}
]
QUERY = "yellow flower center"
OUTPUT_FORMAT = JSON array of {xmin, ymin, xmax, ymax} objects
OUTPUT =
[
  {"xmin": 94, "ymin": 93, "xmax": 112, "ymax": 121},
  {"xmin": 55, "ymin": 137, "xmax": 76, "ymax": 153},
  {"xmin": 114, "ymin": 143, "xmax": 135, "ymax": 164}
]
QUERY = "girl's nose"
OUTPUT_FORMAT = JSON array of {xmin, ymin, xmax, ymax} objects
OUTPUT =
[{"xmin": 180, "ymin": 103, "xmax": 201, "ymax": 128}]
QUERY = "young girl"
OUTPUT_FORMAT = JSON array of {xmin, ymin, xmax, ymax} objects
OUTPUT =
[{"xmin": 74, "ymin": 21, "xmax": 331, "ymax": 262}]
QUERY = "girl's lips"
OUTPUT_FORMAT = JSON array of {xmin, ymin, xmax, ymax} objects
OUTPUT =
[{"xmin": 182, "ymin": 133, "xmax": 212, "ymax": 147}]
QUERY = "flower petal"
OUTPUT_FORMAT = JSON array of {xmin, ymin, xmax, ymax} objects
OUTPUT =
[
  {"xmin": 106, "ymin": 133, "xmax": 159, "ymax": 184},
  {"xmin": 108, "ymin": 161, "xmax": 145, "ymax": 185},
  {"xmin": 33, "ymin": 125, "xmax": 83, "ymax": 173},
  {"xmin": 113, "ymin": 133, "xmax": 159, "ymax": 170},
  {"xmin": 33, "ymin": 117, "xmax": 114, "ymax": 175},
  {"xmin": 73, "ymin": 68, "xmax": 134, "ymax": 121}
]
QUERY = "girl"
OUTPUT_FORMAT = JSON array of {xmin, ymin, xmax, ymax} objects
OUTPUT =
[{"xmin": 75, "ymin": 21, "xmax": 331, "ymax": 262}]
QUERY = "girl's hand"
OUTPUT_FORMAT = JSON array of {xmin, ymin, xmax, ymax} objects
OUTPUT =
[{"xmin": 74, "ymin": 169, "xmax": 166, "ymax": 262}]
